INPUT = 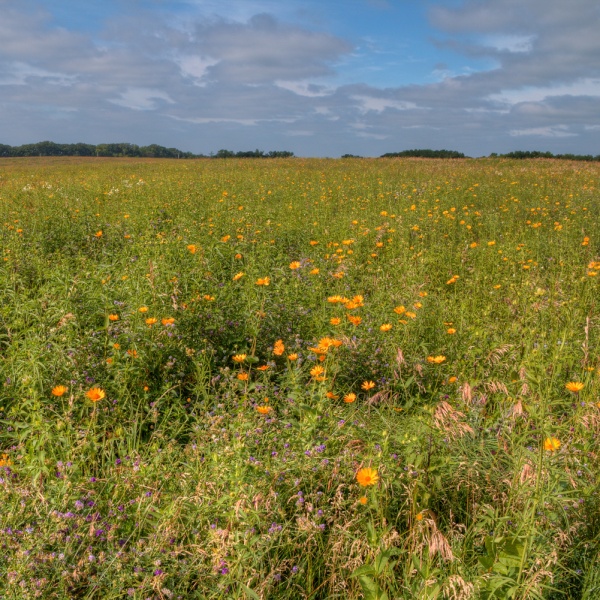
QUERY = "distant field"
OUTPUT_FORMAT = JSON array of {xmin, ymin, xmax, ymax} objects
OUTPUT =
[{"xmin": 1, "ymin": 157, "xmax": 599, "ymax": 599}]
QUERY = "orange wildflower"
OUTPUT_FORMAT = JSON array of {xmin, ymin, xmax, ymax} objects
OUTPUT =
[
  {"xmin": 86, "ymin": 388, "xmax": 105, "ymax": 402},
  {"xmin": 544, "ymin": 437, "xmax": 561, "ymax": 452},
  {"xmin": 565, "ymin": 382, "xmax": 584, "ymax": 393},
  {"xmin": 273, "ymin": 339, "xmax": 285, "ymax": 356},
  {"xmin": 51, "ymin": 385, "xmax": 68, "ymax": 397},
  {"xmin": 356, "ymin": 467, "xmax": 379, "ymax": 487}
]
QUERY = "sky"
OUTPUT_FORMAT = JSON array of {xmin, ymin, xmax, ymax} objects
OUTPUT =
[{"xmin": 1, "ymin": 0, "xmax": 599, "ymax": 157}]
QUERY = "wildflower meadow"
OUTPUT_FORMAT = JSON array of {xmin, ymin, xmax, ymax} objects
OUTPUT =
[{"xmin": 0, "ymin": 156, "xmax": 599, "ymax": 599}]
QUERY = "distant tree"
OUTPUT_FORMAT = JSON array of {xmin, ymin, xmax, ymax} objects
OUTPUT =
[
  {"xmin": 380, "ymin": 149, "xmax": 466, "ymax": 158},
  {"xmin": 341, "ymin": 154, "xmax": 362, "ymax": 158},
  {"xmin": 0, "ymin": 144, "xmax": 12, "ymax": 157}
]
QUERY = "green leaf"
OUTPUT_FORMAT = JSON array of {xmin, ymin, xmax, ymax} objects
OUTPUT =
[{"xmin": 238, "ymin": 583, "xmax": 260, "ymax": 600}]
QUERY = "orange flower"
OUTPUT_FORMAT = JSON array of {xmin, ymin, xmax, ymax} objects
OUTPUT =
[
  {"xmin": 257, "ymin": 365, "xmax": 270, "ymax": 371},
  {"xmin": 233, "ymin": 272, "xmax": 244, "ymax": 281},
  {"xmin": 446, "ymin": 328, "xmax": 456, "ymax": 334},
  {"xmin": 287, "ymin": 353, "xmax": 298, "ymax": 361},
  {"xmin": 108, "ymin": 314, "xmax": 119, "ymax": 321},
  {"xmin": 343, "ymin": 393, "xmax": 356, "ymax": 403},
  {"xmin": 379, "ymin": 323, "xmax": 392, "ymax": 332},
  {"xmin": 309, "ymin": 268, "xmax": 320, "ymax": 275},
  {"xmin": 232, "ymin": 354, "xmax": 247, "ymax": 363},
  {"xmin": 0, "ymin": 453, "xmax": 13, "ymax": 468},
  {"xmin": 256, "ymin": 405, "xmax": 272, "ymax": 415},
  {"xmin": 145, "ymin": 317, "xmax": 157, "ymax": 326},
  {"xmin": 273, "ymin": 339, "xmax": 285, "ymax": 356},
  {"xmin": 289, "ymin": 261, "xmax": 301, "ymax": 270},
  {"xmin": 51, "ymin": 385, "xmax": 68, "ymax": 397},
  {"xmin": 427, "ymin": 355, "xmax": 446, "ymax": 364},
  {"xmin": 187, "ymin": 244, "xmax": 197, "ymax": 254},
  {"xmin": 86, "ymin": 388, "xmax": 105, "ymax": 402},
  {"xmin": 330, "ymin": 317, "xmax": 341, "ymax": 326},
  {"xmin": 565, "ymin": 382, "xmax": 584, "ymax": 393},
  {"xmin": 237, "ymin": 372, "xmax": 249, "ymax": 381},
  {"xmin": 235, "ymin": 253, "xmax": 243, "ymax": 259},
  {"xmin": 393, "ymin": 305, "xmax": 406, "ymax": 315},
  {"xmin": 544, "ymin": 437, "xmax": 561, "ymax": 452},
  {"xmin": 138, "ymin": 306, "xmax": 148, "ymax": 313},
  {"xmin": 94, "ymin": 230, "xmax": 103, "ymax": 238},
  {"xmin": 361, "ymin": 380, "xmax": 375, "ymax": 391},
  {"xmin": 356, "ymin": 467, "xmax": 379, "ymax": 487},
  {"xmin": 161, "ymin": 317, "xmax": 175, "ymax": 326},
  {"xmin": 326, "ymin": 391, "xmax": 339, "ymax": 400},
  {"xmin": 347, "ymin": 314, "xmax": 362, "ymax": 326},
  {"xmin": 127, "ymin": 349, "xmax": 138, "ymax": 358},
  {"xmin": 310, "ymin": 365, "xmax": 325, "ymax": 378},
  {"xmin": 256, "ymin": 277, "xmax": 270, "ymax": 286},
  {"xmin": 358, "ymin": 496, "xmax": 368, "ymax": 505}
]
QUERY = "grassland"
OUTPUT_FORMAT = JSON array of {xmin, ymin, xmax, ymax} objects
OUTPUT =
[{"xmin": 0, "ymin": 156, "xmax": 599, "ymax": 599}]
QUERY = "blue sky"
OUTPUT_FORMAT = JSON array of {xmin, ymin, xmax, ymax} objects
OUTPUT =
[{"xmin": 1, "ymin": 0, "xmax": 599, "ymax": 156}]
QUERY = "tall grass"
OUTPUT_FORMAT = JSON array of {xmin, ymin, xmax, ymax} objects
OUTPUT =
[{"xmin": 0, "ymin": 156, "xmax": 599, "ymax": 599}]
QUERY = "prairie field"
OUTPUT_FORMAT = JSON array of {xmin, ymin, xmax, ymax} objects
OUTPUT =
[{"xmin": 1, "ymin": 156, "xmax": 599, "ymax": 599}]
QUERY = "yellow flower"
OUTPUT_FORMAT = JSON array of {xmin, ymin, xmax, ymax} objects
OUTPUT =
[
  {"xmin": 0, "ymin": 453, "xmax": 13, "ymax": 467},
  {"xmin": 287, "ymin": 353, "xmax": 298, "ymax": 361},
  {"xmin": 86, "ymin": 388, "xmax": 105, "ymax": 402},
  {"xmin": 145, "ymin": 317, "xmax": 157, "ymax": 326},
  {"xmin": 51, "ymin": 385, "xmax": 68, "ymax": 397},
  {"xmin": 273, "ymin": 339, "xmax": 285, "ymax": 356},
  {"xmin": 343, "ymin": 393, "xmax": 356, "ymax": 403},
  {"xmin": 289, "ymin": 261, "xmax": 301, "ymax": 270},
  {"xmin": 427, "ymin": 355, "xmax": 446, "ymax": 364},
  {"xmin": 108, "ymin": 314, "xmax": 119, "ymax": 321},
  {"xmin": 310, "ymin": 365, "xmax": 325, "ymax": 378},
  {"xmin": 544, "ymin": 437, "xmax": 561, "ymax": 452},
  {"xmin": 221, "ymin": 235, "xmax": 231, "ymax": 243},
  {"xmin": 256, "ymin": 277, "xmax": 270, "ymax": 286},
  {"xmin": 394, "ymin": 305, "xmax": 406, "ymax": 315},
  {"xmin": 232, "ymin": 354, "xmax": 247, "ymax": 363},
  {"xmin": 309, "ymin": 268, "xmax": 320, "ymax": 275},
  {"xmin": 187, "ymin": 244, "xmax": 197, "ymax": 254},
  {"xmin": 356, "ymin": 467, "xmax": 379, "ymax": 487},
  {"xmin": 138, "ymin": 306, "xmax": 148, "ymax": 313},
  {"xmin": 256, "ymin": 405, "xmax": 272, "ymax": 414},
  {"xmin": 361, "ymin": 380, "xmax": 376, "ymax": 391},
  {"xmin": 233, "ymin": 272, "xmax": 244, "ymax": 281},
  {"xmin": 161, "ymin": 317, "xmax": 175, "ymax": 326},
  {"xmin": 565, "ymin": 382, "xmax": 584, "ymax": 393},
  {"xmin": 380, "ymin": 323, "xmax": 392, "ymax": 332}
]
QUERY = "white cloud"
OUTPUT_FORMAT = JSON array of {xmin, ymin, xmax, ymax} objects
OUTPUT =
[
  {"xmin": 110, "ymin": 88, "xmax": 175, "ymax": 111},
  {"xmin": 509, "ymin": 125, "xmax": 577, "ymax": 138},
  {"xmin": 352, "ymin": 95, "xmax": 418, "ymax": 113},
  {"xmin": 490, "ymin": 78, "xmax": 600, "ymax": 105}
]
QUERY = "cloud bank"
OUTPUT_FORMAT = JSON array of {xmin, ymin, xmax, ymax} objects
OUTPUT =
[{"xmin": 0, "ymin": 0, "xmax": 599, "ymax": 156}]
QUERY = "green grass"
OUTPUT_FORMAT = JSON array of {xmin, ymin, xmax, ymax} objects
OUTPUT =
[{"xmin": 0, "ymin": 156, "xmax": 599, "ymax": 599}]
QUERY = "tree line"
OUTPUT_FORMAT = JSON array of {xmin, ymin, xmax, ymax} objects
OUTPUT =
[
  {"xmin": 0, "ymin": 141, "xmax": 294, "ymax": 159},
  {"xmin": 489, "ymin": 150, "xmax": 600, "ymax": 162}
]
